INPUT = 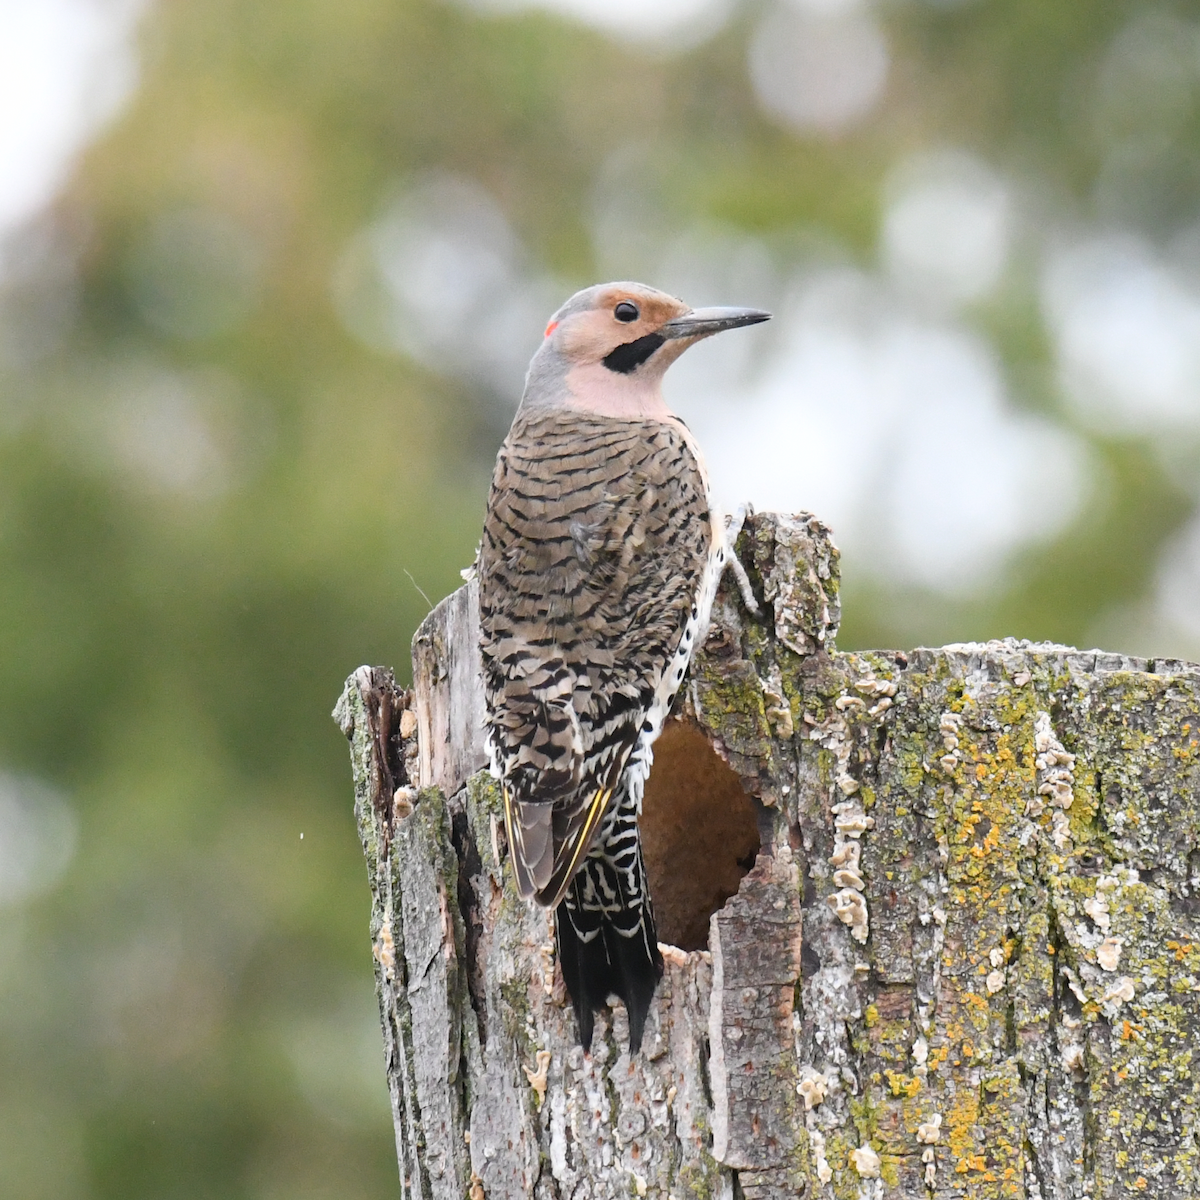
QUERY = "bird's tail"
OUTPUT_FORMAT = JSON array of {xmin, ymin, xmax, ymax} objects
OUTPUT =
[{"xmin": 555, "ymin": 835, "xmax": 663, "ymax": 1054}]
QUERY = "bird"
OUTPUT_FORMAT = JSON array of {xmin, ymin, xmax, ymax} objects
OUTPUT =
[{"xmin": 477, "ymin": 282, "xmax": 770, "ymax": 1053}]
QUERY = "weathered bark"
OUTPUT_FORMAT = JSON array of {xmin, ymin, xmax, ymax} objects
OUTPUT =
[{"xmin": 334, "ymin": 511, "xmax": 1200, "ymax": 1200}]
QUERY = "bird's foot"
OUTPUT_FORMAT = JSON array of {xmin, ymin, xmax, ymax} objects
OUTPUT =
[{"xmin": 723, "ymin": 504, "xmax": 761, "ymax": 616}]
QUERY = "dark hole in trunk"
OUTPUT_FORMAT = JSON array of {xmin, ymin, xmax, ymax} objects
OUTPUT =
[{"xmin": 640, "ymin": 718, "xmax": 760, "ymax": 951}]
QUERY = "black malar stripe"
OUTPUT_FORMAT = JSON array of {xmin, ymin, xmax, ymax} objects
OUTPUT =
[{"xmin": 602, "ymin": 332, "xmax": 665, "ymax": 374}]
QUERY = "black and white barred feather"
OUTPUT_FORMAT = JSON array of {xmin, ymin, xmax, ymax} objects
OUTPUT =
[{"xmin": 478, "ymin": 407, "xmax": 722, "ymax": 1051}]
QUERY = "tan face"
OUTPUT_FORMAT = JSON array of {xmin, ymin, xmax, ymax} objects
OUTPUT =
[
  {"xmin": 526, "ymin": 280, "xmax": 769, "ymax": 420},
  {"xmin": 554, "ymin": 285, "xmax": 691, "ymax": 368}
]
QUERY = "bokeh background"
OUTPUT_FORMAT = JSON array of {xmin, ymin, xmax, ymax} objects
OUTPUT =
[{"xmin": 2, "ymin": 0, "xmax": 1200, "ymax": 1195}]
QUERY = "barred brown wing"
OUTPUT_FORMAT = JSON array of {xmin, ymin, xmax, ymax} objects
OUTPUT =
[{"xmin": 479, "ymin": 408, "xmax": 711, "ymax": 903}]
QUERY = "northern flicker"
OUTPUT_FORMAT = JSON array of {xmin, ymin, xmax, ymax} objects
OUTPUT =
[{"xmin": 478, "ymin": 282, "xmax": 770, "ymax": 1052}]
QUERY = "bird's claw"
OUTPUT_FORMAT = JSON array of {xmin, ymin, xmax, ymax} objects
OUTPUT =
[{"xmin": 724, "ymin": 504, "xmax": 761, "ymax": 616}]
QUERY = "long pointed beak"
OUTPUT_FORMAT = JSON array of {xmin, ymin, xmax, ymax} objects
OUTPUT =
[{"xmin": 660, "ymin": 306, "xmax": 772, "ymax": 340}]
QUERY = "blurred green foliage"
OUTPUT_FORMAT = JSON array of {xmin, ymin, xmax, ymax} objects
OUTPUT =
[{"xmin": 1, "ymin": 0, "xmax": 1198, "ymax": 1197}]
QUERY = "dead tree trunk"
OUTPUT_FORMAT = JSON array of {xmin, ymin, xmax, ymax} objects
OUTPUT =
[{"xmin": 334, "ymin": 511, "xmax": 1200, "ymax": 1200}]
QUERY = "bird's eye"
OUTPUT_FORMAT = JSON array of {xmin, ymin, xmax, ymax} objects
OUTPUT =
[{"xmin": 614, "ymin": 301, "xmax": 639, "ymax": 323}]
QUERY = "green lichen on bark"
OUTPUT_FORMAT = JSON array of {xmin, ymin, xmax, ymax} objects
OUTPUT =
[{"xmin": 777, "ymin": 637, "xmax": 1200, "ymax": 1198}]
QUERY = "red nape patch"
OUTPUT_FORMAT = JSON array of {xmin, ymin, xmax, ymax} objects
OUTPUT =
[{"xmin": 544, "ymin": 319, "xmax": 559, "ymax": 338}]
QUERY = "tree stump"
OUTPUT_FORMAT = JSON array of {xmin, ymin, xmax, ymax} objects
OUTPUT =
[{"xmin": 334, "ymin": 511, "xmax": 1200, "ymax": 1200}]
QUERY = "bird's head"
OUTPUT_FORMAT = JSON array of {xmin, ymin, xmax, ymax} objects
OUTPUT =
[{"xmin": 521, "ymin": 282, "xmax": 770, "ymax": 419}]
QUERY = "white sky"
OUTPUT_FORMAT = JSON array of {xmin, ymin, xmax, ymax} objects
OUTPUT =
[
  {"xmin": 456, "ymin": 0, "xmax": 734, "ymax": 46},
  {"xmin": 0, "ymin": 0, "xmax": 143, "ymax": 250}
]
